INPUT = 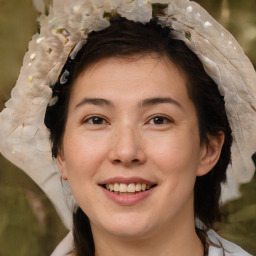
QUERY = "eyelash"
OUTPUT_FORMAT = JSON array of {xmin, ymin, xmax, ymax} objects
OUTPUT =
[
  {"xmin": 82, "ymin": 115, "xmax": 173, "ymax": 126},
  {"xmin": 147, "ymin": 115, "xmax": 173, "ymax": 125},
  {"xmin": 83, "ymin": 116, "xmax": 109, "ymax": 125}
]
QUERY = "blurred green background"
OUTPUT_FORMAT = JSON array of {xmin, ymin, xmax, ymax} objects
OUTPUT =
[{"xmin": 0, "ymin": 0, "xmax": 255, "ymax": 255}]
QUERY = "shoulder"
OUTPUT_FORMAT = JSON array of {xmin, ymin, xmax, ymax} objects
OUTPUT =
[
  {"xmin": 51, "ymin": 231, "xmax": 73, "ymax": 256},
  {"xmin": 207, "ymin": 229, "xmax": 252, "ymax": 256}
]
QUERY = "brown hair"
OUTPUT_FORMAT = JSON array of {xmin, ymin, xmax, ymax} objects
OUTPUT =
[{"xmin": 45, "ymin": 18, "xmax": 232, "ymax": 256}]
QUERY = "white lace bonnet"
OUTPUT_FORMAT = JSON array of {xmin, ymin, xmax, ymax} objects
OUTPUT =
[{"xmin": 0, "ymin": 0, "xmax": 255, "ymax": 229}]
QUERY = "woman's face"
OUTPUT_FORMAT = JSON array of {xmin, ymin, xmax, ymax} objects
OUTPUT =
[{"xmin": 58, "ymin": 55, "xmax": 220, "ymax": 240}]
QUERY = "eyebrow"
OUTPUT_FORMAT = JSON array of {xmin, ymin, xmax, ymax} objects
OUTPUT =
[
  {"xmin": 75, "ymin": 96, "xmax": 182, "ymax": 110},
  {"xmin": 75, "ymin": 98, "xmax": 113, "ymax": 109},
  {"xmin": 140, "ymin": 97, "xmax": 183, "ymax": 109}
]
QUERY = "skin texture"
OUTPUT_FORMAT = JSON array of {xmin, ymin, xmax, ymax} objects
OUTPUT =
[{"xmin": 57, "ymin": 55, "xmax": 224, "ymax": 256}]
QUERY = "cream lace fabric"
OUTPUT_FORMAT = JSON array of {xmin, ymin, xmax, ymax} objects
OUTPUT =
[{"xmin": 0, "ymin": 0, "xmax": 255, "ymax": 229}]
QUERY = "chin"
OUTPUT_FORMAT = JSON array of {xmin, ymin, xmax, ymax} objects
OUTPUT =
[{"xmin": 93, "ymin": 213, "xmax": 154, "ymax": 239}]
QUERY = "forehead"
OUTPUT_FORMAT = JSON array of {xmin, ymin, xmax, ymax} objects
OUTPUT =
[{"xmin": 70, "ymin": 55, "xmax": 189, "ymax": 103}]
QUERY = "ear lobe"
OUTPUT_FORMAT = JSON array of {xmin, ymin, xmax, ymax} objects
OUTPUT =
[
  {"xmin": 57, "ymin": 152, "xmax": 68, "ymax": 180},
  {"xmin": 197, "ymin": 132, "xmax": 225, "ymax": 177}
]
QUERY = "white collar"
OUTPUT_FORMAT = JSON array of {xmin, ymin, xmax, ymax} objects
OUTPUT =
[{"xmin": 207, "ymin": 229, "xmax": 252, "ymax": 256}]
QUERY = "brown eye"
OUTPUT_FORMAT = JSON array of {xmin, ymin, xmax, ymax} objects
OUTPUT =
[
  {"xmin": 148, "ymin": 116, "xmax": 172, "ymax": 125},
  {"xmin": 84, "ymin": 116, "xmax": 108, "ymax": 125}
]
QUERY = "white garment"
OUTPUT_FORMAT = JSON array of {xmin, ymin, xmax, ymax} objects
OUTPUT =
[
  {"xmin": 50, "ymin": 229, "xmax": 252, "ymax": 256},
  {"xmin": 51, "ymin": 232, "xmax": 73, "ymax": 256},
  {"xmin": 207, "ymin": 230, "xmax": 252, "ymax": 256}
]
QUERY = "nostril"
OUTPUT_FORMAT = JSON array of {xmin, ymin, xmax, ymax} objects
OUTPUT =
[
  {"xmin": 113, "ymin": 159, "xmax": 121, "ymax": 164},
  {"xmin": 112, "ymin": 158, "xmax": 140, "ymax": 165}
]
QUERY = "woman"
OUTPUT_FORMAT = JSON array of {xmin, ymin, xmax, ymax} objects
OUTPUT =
[{"xmin": 0, "ymin": 0, "xmax": 255, "ymax": 255}]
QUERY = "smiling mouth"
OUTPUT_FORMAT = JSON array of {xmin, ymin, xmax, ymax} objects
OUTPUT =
[{"xmin": 102, "ymin": 183, "xmax": 157, "ymax": 195}]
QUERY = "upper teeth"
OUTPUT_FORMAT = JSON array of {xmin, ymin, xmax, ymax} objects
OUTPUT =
[{"xmin": 105, "ymin": 183, "xmax": 152, "ymax": 193}]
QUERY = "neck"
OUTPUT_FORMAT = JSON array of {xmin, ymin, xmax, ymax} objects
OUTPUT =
[
  {"xmin": 92, "ymin": 208, "xmax": 204, "ymax": 256},
  {"xmin": 94, "ymin": 229, "xmax": 203, "ymax": 256}
]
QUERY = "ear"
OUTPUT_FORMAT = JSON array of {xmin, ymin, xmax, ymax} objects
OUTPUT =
[
  {"xmin": 57, "ymin": 151, "xmax": 68, "ymax": 180},
  {"xmin": 197, "ymin": 132, "xmax": 225, "ymax": 177}
]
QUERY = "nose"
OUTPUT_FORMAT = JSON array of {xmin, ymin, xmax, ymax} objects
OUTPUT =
[{"xmin": 108, "ymin": 126, "xmax": 146, "ymax": 167}]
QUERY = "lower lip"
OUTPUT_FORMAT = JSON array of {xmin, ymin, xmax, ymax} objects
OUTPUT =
[{"xmin": 100, "ymin": 186, "xmax": 156, "ymax": 205}]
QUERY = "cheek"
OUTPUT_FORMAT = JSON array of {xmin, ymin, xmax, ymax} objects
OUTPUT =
[
  {"xmin": 62, "ymin": 130, "xmax": 112, "ymax": 184},
  {"xmin": 147, "ymin": 129, "xmax": 201, "ymax": 174},
  {"xmin": 145, "ymin": 128, "xmax": 201, "ymax": 207}
]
